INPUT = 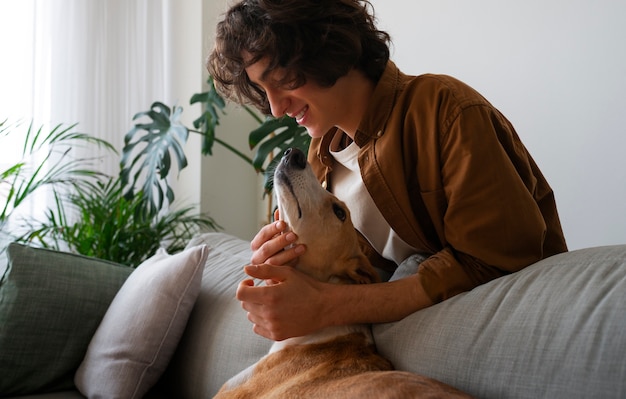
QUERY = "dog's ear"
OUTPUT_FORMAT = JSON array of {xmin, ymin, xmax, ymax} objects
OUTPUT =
[{"xmin": 344, "ymin": 255, "xmax": 381, "ymax": 284}]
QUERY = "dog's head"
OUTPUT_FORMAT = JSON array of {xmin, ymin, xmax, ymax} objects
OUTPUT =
[{"xmin": 273, "ymin": 148, "xmax": 379, "ymax": 285}]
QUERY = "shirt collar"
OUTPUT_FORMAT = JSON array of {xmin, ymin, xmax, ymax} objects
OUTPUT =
[
  {"xmin": 353, "ymin": 60, "xmax": 401, "ymax": 147},
  {"xmin": 314, "ymin": 61, "xmax": 402, "ymax": 166}
]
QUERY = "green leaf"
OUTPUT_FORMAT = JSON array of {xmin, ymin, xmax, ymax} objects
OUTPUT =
[
  {"xmin": 190, "ymin": 75, "xmax": 227, "ymax": 156},
  {"xmin": 248, "ymin": 116, "xmax": 310, "ymax": 179},
  {"xmin": 0, "ymin": 120, "xmax": 113, "ymax": 226},
  {"xmin": 120, "ymin": 101, "xmax": 190, "ymax": 221},
  {"xmin": 16, "ymin": 176, "xmax": 219, "ymax": 267},
  {"xmin": 248, "ymin": 116, "xmax": 295, "ymax": 148}
]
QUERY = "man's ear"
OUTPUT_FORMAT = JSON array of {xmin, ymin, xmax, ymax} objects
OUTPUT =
[{"xmin": 345, "ymin": 255, "xmax": 380, "ymax": 284}]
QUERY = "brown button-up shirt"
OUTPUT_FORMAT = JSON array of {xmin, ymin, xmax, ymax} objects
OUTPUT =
[{"xmin": 309, "ymin": 61, "xmax": 568, "ymax": 304}]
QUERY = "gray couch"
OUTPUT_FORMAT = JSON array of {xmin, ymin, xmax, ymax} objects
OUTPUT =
[{"xmin": 2, "ymin": 232, "xmax": 625, "ymax": 398}]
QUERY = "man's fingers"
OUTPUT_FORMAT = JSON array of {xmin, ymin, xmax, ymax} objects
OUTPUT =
[
  {"xmin": 243, "ymin": 264, "xmax": 288, "ymax": 281},
  {"xmin": 250, "ymin": 220, "xmax": 287, "ymax": 251},
  {"xmin": 250, "ymin": 232, "xmax": 300, "ymax": 265},
  {"xmin": 240, "ymin": 278, "xmax": 255, "ymax": 287},
  {"xmin": 236, "ymin": 278, "xmax": 259, "ymax": 302},
  {"xmin": 264, "ymin": 243, "xmax": 306, "ymax": 267}
]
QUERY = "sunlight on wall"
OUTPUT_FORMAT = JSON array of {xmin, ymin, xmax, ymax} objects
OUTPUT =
[
  {"xmin": 1, "ymin": 1, "xmax": 35, "ymax": 118},
  {"xmin": 0, "ymin": 1, "xmax": 36, "ymax": 164}
]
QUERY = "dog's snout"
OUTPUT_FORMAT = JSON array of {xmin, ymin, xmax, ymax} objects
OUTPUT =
[{"xmin": 282, "ymin": 148, "xmax": 306, "ymax": 170}]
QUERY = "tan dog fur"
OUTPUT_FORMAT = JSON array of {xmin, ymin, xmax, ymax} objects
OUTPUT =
[{"xmin": 215, "ymin": 148, "xmax": 473, "ymax": 398}]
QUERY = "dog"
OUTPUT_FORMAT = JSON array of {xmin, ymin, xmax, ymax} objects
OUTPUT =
[{"xmin": 214, "ymin": 148, "xmax": 473, "ymax": 398}]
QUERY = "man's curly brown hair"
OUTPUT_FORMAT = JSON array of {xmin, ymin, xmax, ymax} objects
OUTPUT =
[{"xmin": 207, "ymin": 0, "xmax": 391, "ymax": 115}]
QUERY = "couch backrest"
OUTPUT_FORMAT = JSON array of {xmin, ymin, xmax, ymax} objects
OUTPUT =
[
  {"xmin": 375, "ymin": 244, "xmax": 626, "ymax": 399},
  {"xmin": 159, "ymin": 233, "xmax": 626, "ymax": 399}
]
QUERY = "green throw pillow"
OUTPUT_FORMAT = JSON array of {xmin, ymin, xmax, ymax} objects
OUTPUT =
[{"xmin": 0, "ymin": 243, "xmax": 132, "ymax": 396}]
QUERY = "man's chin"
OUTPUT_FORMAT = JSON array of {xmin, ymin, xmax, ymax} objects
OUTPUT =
[{"xmin": 304, "ymin": 126, "xmax": 331, "ymax": 139}]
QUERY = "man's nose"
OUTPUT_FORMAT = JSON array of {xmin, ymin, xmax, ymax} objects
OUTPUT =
[{"xmin": 266, "ymin": 88, "xmax": 289, "ymax": 118}]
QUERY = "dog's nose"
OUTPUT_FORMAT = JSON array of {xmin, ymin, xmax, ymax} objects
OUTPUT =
[{"xmin": 282, "ymin": 148, "xmax": 306, "ymax": 170}]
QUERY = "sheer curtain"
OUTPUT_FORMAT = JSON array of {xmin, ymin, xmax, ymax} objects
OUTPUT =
[
  {"xmin": 0, "ymin": 0, "xmax": 179, "ymax": 252},
  {"xmin": 39, "ymin": 0, "xmax": 175, "ymax": 177},
  {"xmin": 1, "ymin": 0, "xmax": 173, "ymax": 176}
]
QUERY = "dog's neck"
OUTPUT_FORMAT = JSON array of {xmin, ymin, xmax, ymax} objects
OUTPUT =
[{"xmin": 269, "ymin": 324, "xmax": 374, "ymax": 354}]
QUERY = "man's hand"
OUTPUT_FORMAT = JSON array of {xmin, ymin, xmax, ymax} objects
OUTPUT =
[
  {"xmin": 250, "ymin": 213, "xmax": 305, "ymax": 266},
  {"xmin": 237, "ymin": 264, "xmax": 327, "ymax": 341},
  {"xmin": 242, "ymin": 212, "xmax": 432, "ymax": 341}
]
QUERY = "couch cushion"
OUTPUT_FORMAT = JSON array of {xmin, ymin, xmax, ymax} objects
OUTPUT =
[
  {"xmin": 158, "ymin": 233, "xmax": 273, "ymax": 398},
  {"xmin": 74, "ymin": 245, "xmax": 208, "ymax": 399},
  {"xmin": 374, "ymin": 245, "xmax": 626, "ymax": 399},
  {"xmin": 0, "ymin": 243, "xmax": 132, "ymax": 396}
]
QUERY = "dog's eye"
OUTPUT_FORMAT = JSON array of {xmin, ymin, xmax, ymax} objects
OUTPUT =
[{"xmin": 332, "ymin": 203, "xmax": 347, "ymax": 222}]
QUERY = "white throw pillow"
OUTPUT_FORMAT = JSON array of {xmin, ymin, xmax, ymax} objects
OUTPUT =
[{"xmin": 74, "ymin": 245, "xmax": 209, "ymax": 399}]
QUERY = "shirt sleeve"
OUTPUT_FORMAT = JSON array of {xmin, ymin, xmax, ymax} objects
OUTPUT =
[{"xmin": 416, "ymin": 103, "xmax": 550, "ymax": 302}]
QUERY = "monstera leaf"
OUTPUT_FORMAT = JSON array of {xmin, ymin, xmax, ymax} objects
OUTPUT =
[
  {"xmin": 190, "ymin": 75, "xmax": 227, "ymax": 156},
  {"xmin": 249, "ymin": 115, "xmax": 310, "ymax": 194},
  {"xmin": 120, "ymin": 102, "xmax": 188, "ymax": 220}
]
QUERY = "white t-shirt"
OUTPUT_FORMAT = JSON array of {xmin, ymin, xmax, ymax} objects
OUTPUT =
[{"xmin": 329, "ymin": 140, "xmax": 417, "ymax": 265}]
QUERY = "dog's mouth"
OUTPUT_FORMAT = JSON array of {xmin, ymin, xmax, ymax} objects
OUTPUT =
[
  {"xmin": 274, "ymin": 148, "xmax": 309, "ymax": 220},
  {"xmin": 275, "ymin": 169, "xmax": 302, "ymax": 219}
]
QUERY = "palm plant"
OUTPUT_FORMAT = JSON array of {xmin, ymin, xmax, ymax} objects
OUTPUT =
[
  {"xmin": 1, "ymin": 119, "xmax": 217, "ymax": 266},
  {"xmin": 20, "ymin": 177, "xmax": 217, "ymax": 267},
  {"xmin": 0, "ymin": 119, "xmax": 113, "ymax": 236}
]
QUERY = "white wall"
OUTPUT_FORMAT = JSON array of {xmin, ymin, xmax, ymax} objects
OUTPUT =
[
  {"xmin": 146, "ymin": 0, "xmax": 268, "ymax": 241},
  {"xmin": 370, "ymin": 0, "xmax": 626, "ymax": 249},
  {"xmin": 198, "ymin": 0, "xmax": 626, "ymax": 248},
  {"xmin": 169, "ymin": 0, "xmax": 204, "ymax": 211},
  {"xmin": 200, "ymin": 1, "xmax": 269, "ymax": 240}
]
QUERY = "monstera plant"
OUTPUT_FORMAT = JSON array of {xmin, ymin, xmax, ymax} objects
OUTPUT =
[{"xmin": 120, "ymin": 76, "xmax": 310, "ymax": 221}]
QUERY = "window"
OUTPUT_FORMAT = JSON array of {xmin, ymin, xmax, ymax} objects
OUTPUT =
[{"xmin": 1, "ymin": 0, "xmax": 175, "ymax": 234}]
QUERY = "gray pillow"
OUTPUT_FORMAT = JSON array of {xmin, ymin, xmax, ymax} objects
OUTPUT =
[
  {"xmin": 0, "ymin": 243, "xmax": 132, "ymax": 396},
  {"xmin": 374, "ymin": 245, "xmax": 626, "ymax": 399},
  {"xmin": 74, "ymin": 245, "xmax": 208, "ymax": 399}
]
